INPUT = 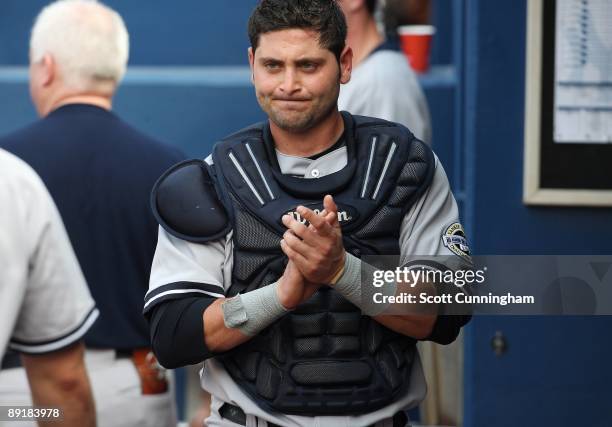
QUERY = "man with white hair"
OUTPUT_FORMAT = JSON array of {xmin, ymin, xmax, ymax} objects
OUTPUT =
[
  {"xmin": 0, "ymin": 1, "xmax": 183, "ymax": 426},
  {"xmin": 0, "ymin": 149, "xmax": 97, "ymax": 427}
]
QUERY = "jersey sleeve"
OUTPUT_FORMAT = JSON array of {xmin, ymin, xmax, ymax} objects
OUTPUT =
[
  {"xmin": 3, "ymin": 158, "xmax": 98, "ymax": 354},
  {"xmin": 399, "ymin": 155, "xmax": 471, "ymax": 265},
  {"xmin": 398, "ymin": 154, "xmax": 472, "ymax": 344},
  {"xmin": 144, "ymin": 227, "xmax": 231, "ymax": 314}
]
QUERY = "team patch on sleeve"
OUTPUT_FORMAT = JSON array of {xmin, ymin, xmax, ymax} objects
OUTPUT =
[{"xmin": 442, "ymin": 222, "xmax": 471, "ymax": 260}]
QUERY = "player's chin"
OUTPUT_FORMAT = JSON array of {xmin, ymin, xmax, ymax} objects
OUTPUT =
[{"xmin": 272, "ymin": 113, "xmax": 315, "ymax": 133}]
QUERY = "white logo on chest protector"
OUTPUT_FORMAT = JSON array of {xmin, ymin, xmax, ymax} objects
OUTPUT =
[{"xmin": 288, "ymin": 209, "xmax": 352, "ymax": 224}]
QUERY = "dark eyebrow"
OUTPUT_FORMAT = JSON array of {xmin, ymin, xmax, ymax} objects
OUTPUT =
[
  {"xmin": 295, "ymin": 58, "xmax": 325, "ymax": 65},
  {"xmin": 258, "ymin": 57, "xmax": 283, "ymax": 64},
  {"xmin": 257, "ymin": 57, "xmax": 326, "ymax": 65}
]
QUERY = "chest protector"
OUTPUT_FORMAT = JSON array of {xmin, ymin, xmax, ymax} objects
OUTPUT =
[{"xmin": 209, "ymin": 113, "xmax": 434, "ymax": 416}]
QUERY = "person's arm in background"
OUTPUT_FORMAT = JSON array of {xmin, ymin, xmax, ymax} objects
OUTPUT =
[
  {"xmin": 2, "ymin": 153, "xmax": 98, "ymax": 427},
  {"xmin": 21, "ymin": 343, "xmax": 95, "ymax": 427}
]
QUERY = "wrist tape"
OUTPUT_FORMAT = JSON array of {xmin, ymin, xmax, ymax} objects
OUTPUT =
[
  {"xmin": 334, "ymin": 253, "xmax": 397, "ymax": 316},
  {"xmin": 221, "ymin": 281, "xmax": 289, "ymax": 336}
]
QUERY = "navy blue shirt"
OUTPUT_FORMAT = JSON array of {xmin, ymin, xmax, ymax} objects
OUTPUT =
[{"xmin": 1, "ymin": 104, "xmax": 185, "ymax": 350}]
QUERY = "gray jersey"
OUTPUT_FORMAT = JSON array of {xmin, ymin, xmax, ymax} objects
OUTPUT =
[
  {"xmin": 0, "ymin": 149, "xmax": 97, "ymax": 361},
  {"xmin": 148, "ymin": 145, "xmax": 466, "ymax": 426},
  {"xmin": 339, "ymin": 49, "xmax": 432, "ymax": 145}
]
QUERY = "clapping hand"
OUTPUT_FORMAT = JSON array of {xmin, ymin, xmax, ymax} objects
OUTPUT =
[{"xmin": 280, "ymin": 195, "xmax": 346, "ymax": 284}]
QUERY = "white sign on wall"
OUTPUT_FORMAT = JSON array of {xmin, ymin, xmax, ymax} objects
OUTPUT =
[{"xmin": 554, "ymin": 0, "xmax": 612, "ymax": 144}]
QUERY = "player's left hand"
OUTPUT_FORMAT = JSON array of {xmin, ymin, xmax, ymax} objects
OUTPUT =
[{"xmin": 280, "ymin": 195, "xmax": 346, "ymax": 284}]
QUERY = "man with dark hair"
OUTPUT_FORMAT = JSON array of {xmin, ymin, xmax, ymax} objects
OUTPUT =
[
  {"xmin": 248, "ymin": 0, "xmax": 347, "ymax": 60},
  {"xmin": 146, "ymin": 0, "xmax": 470, "ymax": 425},
  {"xmin": 338, "ymin": 0, "xmax": 432, "ymax": 144}
]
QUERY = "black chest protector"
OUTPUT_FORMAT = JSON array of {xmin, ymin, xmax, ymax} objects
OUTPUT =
[
  {"xmin": 202, "ymin": 113, "xmax": 435, "ymax": 416},
  {"xmin": 151, "ymin": 112, "xmax": 435, "ymax": 415}
]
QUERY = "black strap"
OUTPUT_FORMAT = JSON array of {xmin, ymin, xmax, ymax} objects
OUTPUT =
[
  {"xmin": 218, "ymin": 403, "xmax": 278, "ymax": 427},
  {"xmin": 115, "ymin": 349, "xmax": 134, "ymax": 359},
  {"xmin": 367, "ymin": 411, "xmax": 409, "ymax": 427},
  {"xmin": 219, "ymin": 403, "xmax": 246, "ymax": 425},
  {"xmin": 219, "ymin": 403, "xmax": 408, "ymax": 426},
  {"xmin": 390, "ymin": 410, "xmax": 409, "ymax": 427}
]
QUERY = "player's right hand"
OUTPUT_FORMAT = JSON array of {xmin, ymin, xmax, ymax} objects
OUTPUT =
[{"xmin": 276, "ymin": 259, "xmax": 321, "ymax": 310}]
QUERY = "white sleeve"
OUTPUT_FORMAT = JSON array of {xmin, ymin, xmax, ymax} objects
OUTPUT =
[
  {"xmin": 144, "ymin": 227, "xmax": 231, "ymax": 313},
  {"xmin": 399, "ymin": 155, "xmax": 471, "ymax": 266},
  {"xmin": 1, "ymin": 158, "xmax": 97, "ymax": 355}
]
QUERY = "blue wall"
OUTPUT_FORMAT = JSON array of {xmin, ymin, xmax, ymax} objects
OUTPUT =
[
  {"xmin": 463, "ymin": 1, "xmax": 612, "ymax": 426},
  {"xmin": 1, "ymin": 1, "xmax": 259, "ymax": 66}
]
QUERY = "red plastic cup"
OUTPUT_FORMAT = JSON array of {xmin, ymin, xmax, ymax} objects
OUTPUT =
[{"xmin": 398, "ymin": 25, "xmax": 436, "ymax": 73}]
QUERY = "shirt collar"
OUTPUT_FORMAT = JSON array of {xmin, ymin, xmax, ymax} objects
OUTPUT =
[{"xmin": 275, "ymin": 146, "xmax": 348, "ymax": 178}]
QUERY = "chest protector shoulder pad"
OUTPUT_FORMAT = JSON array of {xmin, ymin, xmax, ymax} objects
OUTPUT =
[{"xmin": 151, "ymin": 159, "xmax": 231, "ymax": 243}]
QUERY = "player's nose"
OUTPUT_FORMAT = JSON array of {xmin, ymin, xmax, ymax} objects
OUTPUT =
[{"xmin": 278, "ymin": 68, "xmax": 301, "ymax": 94}]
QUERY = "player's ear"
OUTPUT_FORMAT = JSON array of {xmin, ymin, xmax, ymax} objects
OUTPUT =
[
  {"xmin": 248, "ymin": 47, "xmax": 255, "ymax": 84},
  {"xmin": 339, "ymin": 46, "xmax": 352, "ymax": 84}
]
